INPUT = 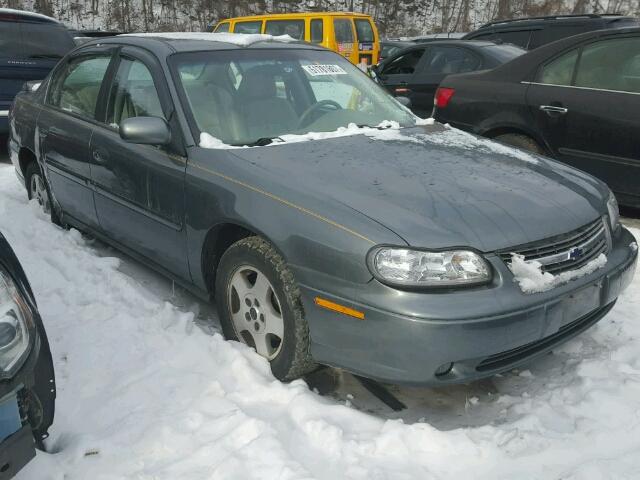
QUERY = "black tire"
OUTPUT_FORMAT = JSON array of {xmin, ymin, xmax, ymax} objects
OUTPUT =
[
  {"xmin": 25, "ymin": 162, "xmax": 63, "ymax": 227},
  {"xmin": 215, "ymin": 236, "xmax": 316, "ymax": 381},
  {"xmin": 494, "ymin": 133, "xmax": 545, "ymax": 155}
]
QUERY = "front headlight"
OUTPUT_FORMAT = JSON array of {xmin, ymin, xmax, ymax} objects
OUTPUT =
[
  {"xmin": 607, "ymin": 192, "xmax": 620, "ymax": 232},
  {"xmin": 368, "ymin": 247, "xmax": 492, "ymax": 288},
  {"xmin": 0, "ymin": 267, "xmax": 33, "ymax": 376}
]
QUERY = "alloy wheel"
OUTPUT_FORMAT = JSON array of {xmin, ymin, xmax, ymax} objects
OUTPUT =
[
  {"xmin": 29, "ymin": 173, "xmax": 51, "ymax": 215},
  {"xmin": 227, "ymin": 265, "xmax": 284, "ymax": 360}
]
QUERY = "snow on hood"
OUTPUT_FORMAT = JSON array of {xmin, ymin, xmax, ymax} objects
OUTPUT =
[
  {"xmin": 509, "ymin": 253, "xmax": 607, "ymax": 294},
  {"xmin": 199, "ymin": 120, "xmax": 539, "ymax": 165},
  {"xmin": 122, "ymin": 32, "xmax": 295, "ymax": 46}
]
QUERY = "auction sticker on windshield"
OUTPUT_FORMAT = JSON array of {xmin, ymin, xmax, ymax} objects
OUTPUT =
[{"xmin": 302, "ymin": 64, "xmax": 347, "ymax": 76}]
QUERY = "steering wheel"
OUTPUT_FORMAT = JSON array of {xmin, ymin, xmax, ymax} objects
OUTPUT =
[{"xmin": 298, "ymin": 100, "xmax": 342, "ymax": 128}]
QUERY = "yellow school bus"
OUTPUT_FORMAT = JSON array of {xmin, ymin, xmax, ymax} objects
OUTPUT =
[{"xmin": 213, "ymin": 12, "xmax": 380, "ymax": 66}]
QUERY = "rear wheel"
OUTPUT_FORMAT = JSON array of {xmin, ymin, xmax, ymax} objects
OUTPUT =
[
  {"xmin": 25, "ymin": 162, "xmax": 63, "ymax": 226},
  {"xmin": 26, "ymin": 163, "xmax": 51, "ymax": 215},
  {"xmin": 494, "ymin": 133, "xmax": 545, "ymax": 155},
  {"xmin": 215, "ymin": 236, "xmax": 316, "ymax": 381}
]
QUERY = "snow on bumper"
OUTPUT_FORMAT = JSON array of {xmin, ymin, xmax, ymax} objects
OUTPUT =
[{"xmin": 303, "ymin": 227, "xmax": 637, "ymax": 386}]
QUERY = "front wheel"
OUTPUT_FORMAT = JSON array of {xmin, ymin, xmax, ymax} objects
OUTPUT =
[{"xmin": 215, "ymin": 236, "xmax": 316, "ymax": 381}]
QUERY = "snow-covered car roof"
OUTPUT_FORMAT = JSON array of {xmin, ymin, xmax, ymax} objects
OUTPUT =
[{"xmin": 121, "ymin": 32, "xmax": 297, "ymax": 48}]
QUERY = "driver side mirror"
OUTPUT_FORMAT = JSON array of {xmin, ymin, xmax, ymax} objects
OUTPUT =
[{"xmin": 119, "ymin": 116, "xmax": 171, "ymax": 146}]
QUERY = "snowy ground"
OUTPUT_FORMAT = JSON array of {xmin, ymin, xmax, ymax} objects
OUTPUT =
[{"xmin": 0, "ymin": 161, "xmax": 639, "ymax": 479}]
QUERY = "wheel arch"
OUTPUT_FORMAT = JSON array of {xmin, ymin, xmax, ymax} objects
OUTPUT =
[
  {"xmin": 481, "ymin": 125, "xmax": 549, "ymax": 154},
  {"xmin": 18, "ymin": 147, "xmax": 38, "ymax": 181},
  {"xmin": 200, "ymin": 221, "xmax": 289, "ymax": 299}
]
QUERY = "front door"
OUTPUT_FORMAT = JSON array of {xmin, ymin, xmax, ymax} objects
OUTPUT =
[
  {"xmin": 39, "ymin": 50, "xmax": 114, "ymax": 228},
  {"xmin": 90, "ymin": 48, "xmax": 190, "ymax": 279},
  {"xmin": 526, "ymin": 36, "xmax": 640, "ymax": 206}
]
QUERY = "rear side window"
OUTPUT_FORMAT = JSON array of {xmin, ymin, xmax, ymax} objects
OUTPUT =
[
  {"xmin": 537, "ymin": 48, "xmax": 579, "ymax": 86},
  {"xmin": 234, "ymin": 21, "xmax": 262, "ymax": 34},
  {"xmin": 107, "ymin": 58, "xmax": 164, "ymax": 127},
  {"xmin": 333, "ymin": 19, "xmax": 355, "ymax": 44},
  {"xmin": 575, "ymin": 37, "xmax": 640, "ymax": 93},
  {"xmin": 310, "ymin": 19, "xmax": 323, "ymax": 43},
  {"xmin": 215, "ymin": 22, "xmax": 230, "ymax": 33},
  {"xmin": 421, "ymin": 46, "xmax": 481, "ymax": 75},
  {"xmin": 264, "ymin": 20, "xmax": 305, "ymax": 40},
  {"xmin": 354, "ymin": 19, "xmax": 375, "ymax": 44},
  {"xmin": 49, "ymin": 55, "xmax": 112, "ymax": 119}
]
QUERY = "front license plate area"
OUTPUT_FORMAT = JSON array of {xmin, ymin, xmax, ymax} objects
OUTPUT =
[
  {"xmin": 561, "ymin": 283, "xmax": 601, "ymax": 327},
  {"xmin": 0, "ymin": 394, "xmax": 22, "ymax": 443}
]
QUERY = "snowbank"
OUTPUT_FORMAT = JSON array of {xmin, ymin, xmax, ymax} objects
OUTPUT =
[
  {"xmin": 1, "ymin": 163, "xmax": 639, "ymax": 480},
  {"xmin": 510, "ymin": 252, "xmax": 608, "ymax": 294},
  {"xmin": 123, "ymin": 32, "xmax": 295, "ymax": 46}
]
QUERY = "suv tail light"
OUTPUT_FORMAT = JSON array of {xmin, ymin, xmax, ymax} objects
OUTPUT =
[{"xmin": 434, "ymin": 87, "xmax": 455, "ymax": 108}]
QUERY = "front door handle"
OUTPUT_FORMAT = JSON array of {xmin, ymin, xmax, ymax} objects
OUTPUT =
[
  {"xmin": 539, "ymin": 105, "xmax": 568, "ymax": 115},
  {"xmin": 92, "ymin": 149, "xmax": 109, "ymax": 165}
]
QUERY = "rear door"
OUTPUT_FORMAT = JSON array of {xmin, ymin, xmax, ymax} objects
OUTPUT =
[
  {"xmin": 354, "ymin": 18, "xmax": 378, "ymax": 66},
  {"xmin": 39, "ymin": 48, "xmax": 115, "ymax": 228},
  {"xmin": 333, "ymin": 18, "xmax": 357, "ymax": 64},
  {"xmin": 89, "ymin": 47, "xmax": 189, "ymax": 278},
  {"xmin": 526, "ymin": 35, "xmax": 640, "ymax": 205}
]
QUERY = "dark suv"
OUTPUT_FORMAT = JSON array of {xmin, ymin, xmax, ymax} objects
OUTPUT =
[
  {"xmin": 1, "ymin": 9, "xmax": 75, "ymax": 139},
  {"xmin": 463, "ymin": 13, "xmax": 638, "ymax": 49}
]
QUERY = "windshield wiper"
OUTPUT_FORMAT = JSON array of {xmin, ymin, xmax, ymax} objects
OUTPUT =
[
  {"xmin": 232, "ymin": 136, "xmax": 283, "ymax": 147},
  {"xmin": 28, "ymin": 54, "xmax": 63, "ymax": 59},
  {"xmin": 357, "ymin": 124, "xmax": 393, "ymax": 130}
]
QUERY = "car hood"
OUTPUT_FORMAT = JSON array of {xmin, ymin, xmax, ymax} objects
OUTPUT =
[{"xmin": 227, "ymin": 124, "xmax": 608, "ymax": 251}]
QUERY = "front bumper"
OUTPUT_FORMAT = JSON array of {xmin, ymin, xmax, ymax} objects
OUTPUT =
[{"xmin": 302, "ymin": 226, "xmax": 637, "ymax": 386}]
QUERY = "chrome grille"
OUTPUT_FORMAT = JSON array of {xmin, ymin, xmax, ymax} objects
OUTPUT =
[{"xmin": 499, "ymin": 218, "xmax": 609, "ymax": 275}]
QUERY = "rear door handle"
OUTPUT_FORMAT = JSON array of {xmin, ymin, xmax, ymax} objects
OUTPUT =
[{"xmin": 539, "ymin": 105, "xmax": 568, "ymax": 115}]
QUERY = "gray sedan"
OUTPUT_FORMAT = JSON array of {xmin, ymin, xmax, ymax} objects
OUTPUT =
[{"xmin": 8, "ymin": 33, "xmax": 638, "ymax": 386}]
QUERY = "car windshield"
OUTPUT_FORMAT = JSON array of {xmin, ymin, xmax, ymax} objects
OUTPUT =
[{"xmin": 171, "ymin": 49, "xmax": 417, "ymax": 147}]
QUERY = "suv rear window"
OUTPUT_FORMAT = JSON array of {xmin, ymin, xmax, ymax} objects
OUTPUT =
[
  {"xmin": 354, "ymin": 19, "xmax": 374, "ymax": 43},
  {"xmin": 0, "ymin": 21, "xmax": 74, "ymax": 59}
]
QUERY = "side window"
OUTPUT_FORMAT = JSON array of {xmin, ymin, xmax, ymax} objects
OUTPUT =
[
  {"xmin": 215, "ymin": 22, "xmax": 230, "ymax": 33},
  {"xmin": 310, "ymin": 19, "xmax": 323, "ymax": 43},
  {"xmin": 495, "ymin": 30, "xmax": 532, "ymax": 49},
  {"xmin": 537, "ymin": 48, "xmax": 579, "ymax": 86},
  {"xmin": 333, "ymin": 18, "xmax": 355, "ymax": 44},
  {"xmin": 575, "ymin": 37, "xmax": 640, "ymax": 93},
  {"xmin": 264, "ymin": 20, "xmax": 305, "ymax": 40},
  {"xmin": 381, "ymin": 49, "xmax": 425, "ymax": 75},
  {"xmin": 354, "ymin": 19, "xmax": 375, "ymax": 45},
  {"xmin": 107, "ymin": 58, "xmax": 164, "ymax": 127},
  {"xmin": 234, "ymin": 21, "xmax": 262, "ymax": 34},
  {"xmin": 421, "ymin": 46, "xmax": 481, "ymax": 75},
  {"xmin": 49, "ymin": 55, "xmax": 111, "ymax": 119}
]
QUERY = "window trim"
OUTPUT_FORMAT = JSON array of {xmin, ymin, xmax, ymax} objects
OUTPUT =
[{"xmin": 44, "ymin": 47, "xmax": 117, "ymax": 126}]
